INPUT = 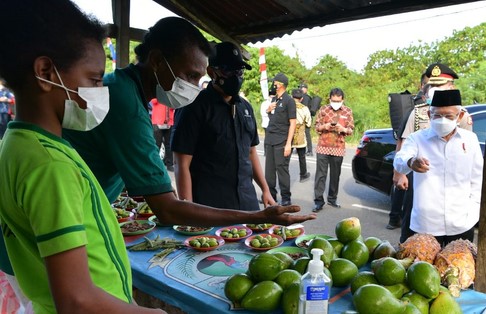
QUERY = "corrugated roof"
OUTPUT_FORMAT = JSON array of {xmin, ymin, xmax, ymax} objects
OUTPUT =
[{"xmin": 153, "ymin": 0, "xmax": 482, "ymax": 44}]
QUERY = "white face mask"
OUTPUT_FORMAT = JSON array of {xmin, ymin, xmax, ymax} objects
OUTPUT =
[
  {"xmin": 430, "ymin": 117, "xmax": 457, "ymax": 137},
  {"xmin": 154, "ymin": 58, "xmax": 201, "ymax": 109},
  {"xmin": 36, "ymin": 67, "xmax": 109, "ymax": 131},
  {"xmin": 330, "ymin": 101, "xmax": 343, "ymax": 110}
]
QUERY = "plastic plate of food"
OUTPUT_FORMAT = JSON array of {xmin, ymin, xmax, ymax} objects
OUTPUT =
[
  {"xmin": 267, "ymin": 246, "xmax": 309, "ymax": 260},
  {"xmin": 119, "ymin": 220, "xmax": 156, "ymax": 236},
  {"xmin": 173, "ymin": 225, "xmax": 214, "ymax": 235},
  {"xmin": 244, "ymin": 234, "xmax": 284, "ymax": 251},
  {"xmin": 215, "ymin": 225, "xmax": 252, "ymax": 241},
  {"xmin": 295, "ymin": 234, "xmax": 332, "ymax": 248},
  {"xmin": 269, "ymin": 225, "xmax": 305, "ymax": 240},
  {"xmin": 113, "ymin": 207, "xmax": 135, "ymax": 223},
  {"xmin": 243, "ymin": 223, "xmax": 274, "ymax": 231},
  {"xmin": 184, "ymin": 235, "xmax": 225, "ymax": 252}
]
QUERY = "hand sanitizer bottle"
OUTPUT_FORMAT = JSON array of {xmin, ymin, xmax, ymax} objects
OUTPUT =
[{"xmin": 298, "ymin": 248, "xmax": 331, "ymax": 314}]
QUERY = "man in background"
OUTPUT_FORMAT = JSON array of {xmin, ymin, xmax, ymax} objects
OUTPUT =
[
  {"xmin": 149, "ymin": 98, "xmax": 175, "ymax": 171},
  {"xmin": 171, "ymin": 42, "xmax": 275, "ymax": 210},
  {"xmin": 291, "ymin": 88, "xmax": 312, "ymax": 182},
  {"xmin": 312, "ymin": 88, "xmax": 354, "ymax": 212},
  {"xmin": 299, "ymin": 83, "xmax": 314, "ymax": 156},
  {"xmin": 265, "ymin": 73, "xmax": 296, "ymax": 206}
]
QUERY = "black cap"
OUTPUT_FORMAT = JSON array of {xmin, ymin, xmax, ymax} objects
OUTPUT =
[
  {"xmin": 272, "ymin": 72, "xmax": 288, "ymax": 86},
  {"xmin": 425, "ymin": 63, "xmax": 458, "ymax": 85},
  {"xmin": 209, "ymin": 42, "xmax": 252, "ymax": 70},
  {"xmin": 430, "ymin": 89, "xmax": 462, "ymax": 107},
  {"xmin": 299, "ymin": 83, "xmax": 308, "ymax": 88},
  {"xmin": 292, "ymin": 88, "xmax": 303, "ymax": 99}
]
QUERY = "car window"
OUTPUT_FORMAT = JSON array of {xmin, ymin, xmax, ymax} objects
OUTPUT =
[{"xmin": 472, "ymin": 111, "xmax": 486, "ymax": 145}]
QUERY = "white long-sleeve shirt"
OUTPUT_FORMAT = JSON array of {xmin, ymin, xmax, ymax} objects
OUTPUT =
[{"xmin": 394, "ymin": 127, "xmax": 483, "ymax": 236}]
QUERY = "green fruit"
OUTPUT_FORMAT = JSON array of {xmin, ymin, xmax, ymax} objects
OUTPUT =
[
  {"xmin": 328, "ymin": 258, "xmax": 358, "ymax": 287},
  {"xmin": 353, "ymin": 284, "xmax": 405, "ymax": 314},
  {"xmin": 241, "ymin": 281, "xmax": 283, "ymax": 313},
  {"xmin": 372, "ymin": 240, "xmax": 397, "ymax": 260},
  {"xmin": 402, "ymin": 302, "xmax": 422, "ymax": 314},
  {"xmin": 429, "ymin": 291, "xmax": 462, "ymax": 314},
  {"xmin": 384, "ymin": 283, "xmax": 410, "ymax": 299},
  {"xmin": 335, "ymin": 217, "xmax": 361, "ymax": 244},
  {"xmin": 341, "ymin": 239, "xmax": 369, "ymax": 268},
  {"xmin": 327, "ymin": 237, "xmax": 344, "ymax": 257},
  {"xmin": 281, "ymin": 282, "xmax": 300, "ymax": 314},
  {"xmin": 364, "ymin": 236, "xmax": 382, "ymax": 260},
  {"xmin": 407, "ymin": 261, "xmax": 440, "ymax": 299},
  {"xmin": 224, "ymin": 273, "xmax": 254, "ymax": 304},
  {"xmin": 248, "ymin": 253, "xmax": 286, "ymax": 282},
  {"xmin": 402, "ymin": 291, "xmax": 430, "ymax": 314},
  {"xmin": 308, "ymin": 238, "xmax": 334, "ymax": 267},
  {"xmin": 350, "ymin": 271, "xmax": 378, "ymax": 294},
  {"xmin": 292, "ymin": 257, "xmax": 310, "ymax": 275},
  {"xmin": 274, "ymin": 269, "xmax": 301, "ymax": 290},
  {"xmin": 272, "ymin": 252, "xmax": 294, "ymax": 270},
  {"xmin": 374, "ymin": 257, "xmax": 406, "ymax": 286}
]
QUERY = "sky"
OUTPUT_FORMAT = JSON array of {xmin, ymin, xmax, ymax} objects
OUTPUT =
[{"xmin": 73, "ymin": 0, "xmax": 486, "ymax": 71}]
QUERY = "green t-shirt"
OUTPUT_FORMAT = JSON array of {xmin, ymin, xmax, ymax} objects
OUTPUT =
[
  {"xmin": 63, "ymin": 64, "xmax": 173, "ymax": 203},
  {"xmin": 0, "ymin": 122, "xmax": 132, "ymax": 313}
]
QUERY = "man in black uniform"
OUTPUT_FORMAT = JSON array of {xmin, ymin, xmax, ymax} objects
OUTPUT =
[
  {"xmin": 265, "ymin": 73, "xmax": 297, "ymax": 205},
  {"xmin": 171, "ymin": 42, "xmax": 275, "ymax": 210}
]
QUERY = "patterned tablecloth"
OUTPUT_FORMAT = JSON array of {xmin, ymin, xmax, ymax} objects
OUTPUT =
[{"xmin": 126, "ymin": 225, "xmax": 486, "ymax": 314}]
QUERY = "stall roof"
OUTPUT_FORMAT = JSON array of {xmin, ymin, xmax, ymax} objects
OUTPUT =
[{"xmin": 152, "ymin": 0, "xmax": 482, "ymax": 45}]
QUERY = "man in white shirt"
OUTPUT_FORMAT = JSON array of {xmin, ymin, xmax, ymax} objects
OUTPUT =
[{"xmin": 394, "ymin": 89, "xmax": 483, "ymax": 247}]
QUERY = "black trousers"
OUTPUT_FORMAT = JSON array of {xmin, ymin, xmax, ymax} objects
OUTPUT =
[
  {"xmin": 400, "ymin": 172, "xmax": 414, "ymax": 243},
  {"xmin": 314, "ymin": 154, "xmax": 343, "ymax": 206},
  {"xmin": 294, "ymin": 147, "xmax": 307, "ymax": 176},
  {"xmin": 265, "ymin": 142, "xmax": 291, "ymax": 203},
  {"xmin": 305, "ymin": 126, "xmax": 312, "ymax": 153},
  {"xmin": 389, "ymin": 186, "xmax": 406, "ymax": 223},
  {"xmin": 153, "ymin": 126, "xmax": 173, "ymax": 167}
]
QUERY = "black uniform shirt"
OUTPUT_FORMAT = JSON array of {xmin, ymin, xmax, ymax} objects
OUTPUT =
[
  {"xmin": 265, "ymin": 91, "xmax": 297, "ymax": 145},
  {"xmin": 171, "ymin": 83, "xmax": 260, "ymax": 211}
]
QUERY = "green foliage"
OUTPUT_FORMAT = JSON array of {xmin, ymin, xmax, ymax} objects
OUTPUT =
[{"xmin": 104, "ymin": 23, "xmax": 486, "ymax": 143}]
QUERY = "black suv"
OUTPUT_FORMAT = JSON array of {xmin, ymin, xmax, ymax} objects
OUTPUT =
[{"xmin": 352, "ymin": 104, "xmax": 486, "ymax": 196}]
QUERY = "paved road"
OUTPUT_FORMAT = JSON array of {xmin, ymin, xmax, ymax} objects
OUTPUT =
[
  {"xmin": 253, "ymin": 142, "xmax": 401, "ymax": 246},
  {"xmin": 166, "ymin": 141, "xmax": 401, "ymax": 246}
]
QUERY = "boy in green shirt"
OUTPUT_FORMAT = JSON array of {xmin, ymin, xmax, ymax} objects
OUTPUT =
[{"xmin": 0, "ymin": 1, "xmax": 163, "ymax": 313}]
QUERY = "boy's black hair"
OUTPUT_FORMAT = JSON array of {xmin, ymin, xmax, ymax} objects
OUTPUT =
[{"xmin": 0, "ymin": 0, "xmax": 105, "ymax": 90}]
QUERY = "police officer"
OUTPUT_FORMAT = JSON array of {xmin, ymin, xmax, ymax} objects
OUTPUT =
[{"xmin": 171, "ymin": 42, "xmax": 276, "ymax": 210}]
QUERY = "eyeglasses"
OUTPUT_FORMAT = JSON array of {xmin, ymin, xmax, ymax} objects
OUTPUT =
[{"xmin": 430, "ymin": 113, "xmax": 459, "ymax": 120}]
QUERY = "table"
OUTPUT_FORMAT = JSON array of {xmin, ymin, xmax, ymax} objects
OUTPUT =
[{"xmin": 126, "ymin": 226, "xmax": 486, "ymax": 314}]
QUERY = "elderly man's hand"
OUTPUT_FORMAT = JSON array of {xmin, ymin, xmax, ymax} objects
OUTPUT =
[
  {"xmin": 410, "ymin": 156, "xmax": 430, "ymax": 173},
  {"xmin": 261, "ymin": 204, "xmax": 316, "ymax": 225}
]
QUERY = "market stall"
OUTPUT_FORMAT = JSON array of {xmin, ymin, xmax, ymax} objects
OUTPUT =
[{"xmin": 125, "ymin": 223, "xmax": 486, "ymax": 314}]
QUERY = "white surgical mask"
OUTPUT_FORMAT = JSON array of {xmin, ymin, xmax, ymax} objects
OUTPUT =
[
  {"xmin": 430, "ymin": 117, "xmax": 457, "ymax": 137},
  {"xmin": 154, "ymin": 58, "xmax": 201, "ymax": 109},
  {"xmin": 330, "ymin": 101, "xmax": 343, "ymax": 110},
  {"xmin": 36, "ymin": 67, "xmax": 109, "ymax": 131}
]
